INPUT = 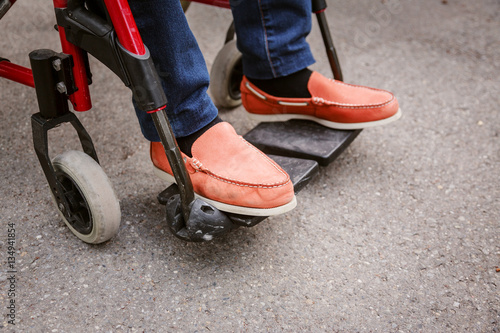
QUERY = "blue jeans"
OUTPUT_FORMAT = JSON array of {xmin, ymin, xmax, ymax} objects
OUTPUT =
[{"xmin": 129, "ymin": 0, "xmax": 315, "ymax": 142}]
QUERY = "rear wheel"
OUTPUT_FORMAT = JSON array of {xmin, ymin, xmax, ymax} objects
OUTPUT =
[{"xmin": 209, "ymin": 39, "xmax": 243, "ymax": 108}]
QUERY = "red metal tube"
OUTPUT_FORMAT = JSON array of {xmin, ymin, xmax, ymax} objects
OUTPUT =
[
  {"xmin": 57, "ymin": 26, "xmax": 92, "ymax": 111},
  {"xmin": 53, "ymin": 0, "xmax": 92, "ymax": 111},
  {"xmin": 313, "ymin": 8, "xmax": 326, "ymax": 14},
  {"xmin": 0, "ymin": 60, "xmax": 35, "ymax": 87},
  {"xmin": 52, "ymin": 0, "xmax": 66, "ymax": 8},
  {"xmin": 102, "ymin": 0, "xmax": 146, "ymax": 55},
  {"xmin": 188, "ymin": 0, "xmax": 230, "ymax": 9},
  {"xmin": 146, "ymin": 105, "xmax": 167, "ymax": 114}
]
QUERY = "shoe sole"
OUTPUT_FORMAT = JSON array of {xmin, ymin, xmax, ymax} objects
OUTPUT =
[
  {"xmin": 153, "ymin": 166, "xmax": 297, "ymax": 217},
  {"xmin": 247, "ymin": 108, "xmax": 402, "ymax": 130}
]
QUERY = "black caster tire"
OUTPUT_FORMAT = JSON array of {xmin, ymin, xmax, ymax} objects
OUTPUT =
[
  {"xmin": 52, "ymin": 150, "xmax": 121, "ymax": 244},
  {"xmin": 209, "ymin": 39, "xmax": 243, "ymax": 108}
]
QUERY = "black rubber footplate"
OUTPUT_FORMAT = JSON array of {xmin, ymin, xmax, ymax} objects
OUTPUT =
[
  {"xmin": 157, "ymin": 154, "xmax": 319, "ymax": 228},
  {"xmin": 268, "ymin": 154, "xmax": 318, "ymax": 194},
  {"xmin": 243, "ymin": 120, "xmax": 362, "ymax": 166}
]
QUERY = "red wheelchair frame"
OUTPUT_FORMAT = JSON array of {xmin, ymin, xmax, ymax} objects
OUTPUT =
[
  {"xmin": 0, "ymin": 0, "xmax": 342, "ymax": 95},
  {"xmin": 0, "ymin": 0, "xmax": 344, "ymax": 243},
  {"xmin": 1, "ymin": 0, "xmax": 151, "ymax": 111}
]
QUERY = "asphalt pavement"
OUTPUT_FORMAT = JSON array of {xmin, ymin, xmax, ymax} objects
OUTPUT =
[{"xmin": 0, "ymin": 0, "xmax": 499, "ymax": 331}]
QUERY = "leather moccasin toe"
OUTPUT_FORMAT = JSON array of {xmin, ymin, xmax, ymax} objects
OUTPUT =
[
  {"xmin": 241, "ymin": 71, "xmax": 401, "ymax": 129},
  {"xmin": 151, "ymin": 122, "xmax": 296, "ymax": 216}
]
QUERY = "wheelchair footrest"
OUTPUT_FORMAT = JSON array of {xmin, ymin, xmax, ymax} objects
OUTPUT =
[
  {"xmin": 157, "ymin": 154, "xmax": 319, "ymax": 229},
  {"xmin": 156, "ymin": 119, "xmax": 364, "ymax": 241},
  {"xmin": 243, "ymin": 120, "xmax": 362, "ymax": 166}
]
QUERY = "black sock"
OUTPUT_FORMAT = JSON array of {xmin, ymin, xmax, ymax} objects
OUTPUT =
[
  {"xmin": 176, "ymin": 116, "xmax": 223, "ymax": 157},
  {"xmin": 247, "ymin": 68, "xmax": 313, "ymax": 98}
]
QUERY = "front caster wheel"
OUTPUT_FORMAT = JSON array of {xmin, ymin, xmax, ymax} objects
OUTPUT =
[
  {"xmin": 52, "ymin": 150, "xmax": 121, "ymax": 244},
  {"xmin": 209, "ymin": 39, "xmax": 243, "ymax": 109}
]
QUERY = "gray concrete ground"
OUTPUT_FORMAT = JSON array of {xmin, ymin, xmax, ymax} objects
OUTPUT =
[{"xmin": 1, "ymin": 0, "xmax": 499, "ymax": 331}]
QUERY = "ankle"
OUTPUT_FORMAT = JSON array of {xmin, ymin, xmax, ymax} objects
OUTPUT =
[
  {"xmin": 176, "ymin": 116, "xmax": 223, "ymax": 157},
  {"xmin": 247, "ymin": 68, "xmax": 312, "ymax": 98}
]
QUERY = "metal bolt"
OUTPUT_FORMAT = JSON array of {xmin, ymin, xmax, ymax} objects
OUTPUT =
[
  {"xmin": 56, "ymin": 82, "xmax": 67, "ymax": 94},
  {"xmin": 52, "ymin": 58, "xmax": 62, "ymax": 71}
]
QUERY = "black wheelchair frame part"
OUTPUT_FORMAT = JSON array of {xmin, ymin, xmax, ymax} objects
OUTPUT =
[
  {"xmin": 312, "ymin": 0, "xmax": 343, "ymax": 81},
  {"xmin": 27, "ymin": 0, "xmax": 355, "ymax": 243},
  {"xmin": 30, "ymin": 49, "xmax": 99, "ymax": 235}
]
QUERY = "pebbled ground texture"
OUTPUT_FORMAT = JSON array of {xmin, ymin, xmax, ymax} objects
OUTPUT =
[{"xmin": 0, "ymin": 0, "xmax": 498, "ymax": 332}]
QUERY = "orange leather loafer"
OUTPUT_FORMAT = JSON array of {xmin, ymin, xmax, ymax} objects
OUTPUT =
[
  {"xmin": 151, "ymin": 122, "xmax": 296, "ymax": 216},
  {"xmin": 241, "ymin": 71, "xmax": 401, "ymax": 129}
]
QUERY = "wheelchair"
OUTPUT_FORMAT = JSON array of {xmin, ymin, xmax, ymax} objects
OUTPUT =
[{"xmin": 0, "ymin": 0, "xmax": 357, "ymax": 243}]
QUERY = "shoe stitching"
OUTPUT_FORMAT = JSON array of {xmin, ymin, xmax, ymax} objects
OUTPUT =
[
  {"xmin": 156, "ymin": 154, "xmax": 289, "ymax": 189},
  {"xmin": 189, "ymin": 139, "xmax": 291, "ymax": 188},
  {"xmin": 191, "ymin": 158, "xmax": 203, "ymax": 169},
  {"xmin": 198, "ymin": 173, "xmax": 291, "ymax": 189},
  {"xmin": 244, "ymin": 77, "xmax": 395, "ymax": 108},
  {"xmin": 312, "ymin": 96, "xmax": 396, "ymax": 109},
  {"xmin": 154, "ymin": 129, "xmax": 290, "ymax": 189}
]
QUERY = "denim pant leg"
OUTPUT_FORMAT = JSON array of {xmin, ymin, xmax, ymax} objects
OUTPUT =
[
  {"xmin": 230, "ymin": 0, "xmax": 316, "ymax": 79},
  {"xmin": 129, "ymin": 0, "xmax": 218, "ymax": 141}
]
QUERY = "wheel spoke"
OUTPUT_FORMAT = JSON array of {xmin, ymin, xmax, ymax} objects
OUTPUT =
[{"xmin": 56, "ymin": 172, "xmax": 93, "ymax": 235}]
